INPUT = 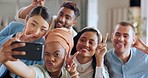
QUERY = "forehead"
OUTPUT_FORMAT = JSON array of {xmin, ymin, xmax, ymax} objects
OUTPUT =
[
  {"xmin": 44, "ymin": 42, "xmax": 65, "ymax": 54},
  {"xmin": 58, "ymin": 7, "xmax": 75, "ymax": 17},
  {"xmin": 27, "ymin": 15, "xmax": 49, "ymax": 27},
  {"xmin": 114, "ymin": 25, "xmax": 134, "ymax": 35},
  {"xmin": 80, "ymin": 32, "xmax": 98, "ymax": 41}
]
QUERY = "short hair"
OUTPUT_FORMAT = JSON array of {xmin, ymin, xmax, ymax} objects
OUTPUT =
[
  {"xmin": 114, "ymin": 21, "xmax": 136, "ymax": 33},
  {"xmin": 28, "ymin": 6, "xmax": 51, "ymax": 23},
  {"xmin": 60, "ymin": 1, "xmax": 80, "ymax": 18}
]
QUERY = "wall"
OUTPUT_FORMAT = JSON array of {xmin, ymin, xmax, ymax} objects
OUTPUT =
[
  {"xmin": 97, "ymin": 0, "xmax": 129, "ymax": 36},
  {"xmin": 0, "ymin": 0, "xmax": 82, "ymax": 31},
  {"xmin": 97, "ymin": 0, "xmax": 129, "ymax": 49}
]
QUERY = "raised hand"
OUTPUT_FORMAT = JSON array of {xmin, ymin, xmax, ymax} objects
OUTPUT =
[
  {"xmin": 0, "ymin": 38, "xmax": 26, "ymax": 63},
  {"xmin": 15, "ymin": 32, "xmax": 34, "ymax": 42},
  {"xmin": 95, "ymin": 33, "xmax": 109, "ymax": 67},
  {"xmin": 133, "ymin": 38, "xmax": 148, "ymax": 54},
  {"xmin": 32, "ymin": 0, "xmax": 46, "ymax": 6},
  {"xmin": 65, "ymin": 51, "xmax": 79, "ymax": 77}
]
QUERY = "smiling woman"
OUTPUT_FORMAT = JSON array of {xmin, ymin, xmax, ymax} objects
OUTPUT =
[{"xmin": 0, "ymin": 6, "xmax": 51, "ymax": 78}]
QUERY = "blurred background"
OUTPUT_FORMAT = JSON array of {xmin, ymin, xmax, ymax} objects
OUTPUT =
[{"xmin": 0, "ymin": 0, "xmax": 147, "ymax": 49}]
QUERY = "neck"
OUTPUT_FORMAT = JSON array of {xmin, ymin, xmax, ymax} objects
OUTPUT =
[
  {"xmin": 115, "ymin": 50, "xmax": 131, "ymax": 64},
  {"xmin": 76, "ymin": 54, "xmax": 92, "ymax": 64},
  {"xmin": 49, "ymin": 70, "xmax": 62, "ymax": 78}
]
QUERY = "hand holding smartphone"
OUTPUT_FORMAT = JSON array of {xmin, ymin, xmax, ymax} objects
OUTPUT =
[{"xmin": 11, "ymin": 41, "xmax": 44, "ymax": 60}]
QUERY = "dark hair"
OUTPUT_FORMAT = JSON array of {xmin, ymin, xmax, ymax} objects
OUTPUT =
[
  {"xmin": 60, "ymin": 1, "xmax": 80, "ymax": 18},
  {"xmin": 28, "ymin": 6, "xmax": 51, "ymax": 23},
  {"xmin": 114, "ymin": 21, "xmax": 136, "ymax": 33},
  {"xmin": 71, "ymin": 27, "xmax": 102, "ymax": 78}
]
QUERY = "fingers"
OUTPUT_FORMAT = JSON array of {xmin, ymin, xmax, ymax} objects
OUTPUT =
[
  {"xmin": 66, "ymin": 62, "xmax": 77, "ymax": 73},
  {"xmin": 138, "ymin": 38, "xmax": 147, "ymax": 48},
  {"xmin": 71, "ymin": 51, "xmax": 79, "ymax": 61},
  {"xmin": 103, "ymin": 33, "xmax": 109, "ymax": 44},
  {"xmin": 2, "ymin": 38, "xmax": 18, "ymax": 47}
]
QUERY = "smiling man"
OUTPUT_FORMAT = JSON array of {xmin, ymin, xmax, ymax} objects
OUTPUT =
[{"xmin": 105, "ymin": 22, "xmax": 148, "ymax": 78}]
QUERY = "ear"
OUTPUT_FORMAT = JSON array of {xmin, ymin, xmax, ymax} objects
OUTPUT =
[
  {"xmin": 132, "ymin": 35, "xmax": 137, "ymax": 45},
  {"xmin": 111, "ymin": 33, "xmax": 114, "ymax": 42},
  {"xmin": 72, "ymin": 20, "xmax": 77, "ymax": 26},
  {"xmin": 25, "ymin": 15, "xmax": 29, "ymax": 23}
]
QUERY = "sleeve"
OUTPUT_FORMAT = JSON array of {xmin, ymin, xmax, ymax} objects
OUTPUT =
[
  {"xmin": 0, "ymin": 22, "xmax": 14, "ymax": 47},
  {"xmin": 0, "ymin": 21, "xmax": 23, "ymax": 47},
  {"xmin": 14, "ymin": 7, "xmax": 26, "ymax": 23},
  {"xmin": 95, "ymin": 66, "xmax": 109, "ymax": 78},
  {"xmin": 0, "ymin": 64, "xmax": 8, "ymax": 77}
]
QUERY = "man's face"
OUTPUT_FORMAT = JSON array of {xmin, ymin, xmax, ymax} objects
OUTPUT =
[
  {"xmin": 24, "ymin": 15, "xmax": 49, "ymax": 42},
  {"xmin": 55, "ymin": 7, "xmax": 76, "ymax": 29},
  {"xmin": 111, "ymin": 25, "xmax": 136, "ymax": 53}
]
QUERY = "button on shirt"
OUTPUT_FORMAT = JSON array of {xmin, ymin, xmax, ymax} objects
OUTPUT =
[{"xmin": 105, "ymin": 48, "xmax": 148, "ymax": 78}]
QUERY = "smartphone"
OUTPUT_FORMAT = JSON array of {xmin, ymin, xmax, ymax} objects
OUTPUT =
[{"xmin": 11, "ymin": 41, "xmax": 44, "ymax": 61}]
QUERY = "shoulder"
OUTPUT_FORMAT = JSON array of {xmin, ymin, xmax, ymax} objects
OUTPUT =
[
  {"xmin": 106, "ymin": 49, "xmax": 114, "ymax": 56},
  {"xmin": 131, "ymin": 47, "xmax": 148, "ymax": 56},
  {"xmin": 61, "ymin": 68, "xmax": 71, "ymax": 78},
  {"xmin": 32, "ymin": 65, "xmax": 50, "ymax": 78},
  {"xmin": 8, "ymin": 21, "xmax": 24, "ymax": 27}
]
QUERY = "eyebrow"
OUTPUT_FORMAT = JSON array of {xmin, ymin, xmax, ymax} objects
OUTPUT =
[
  {"xmin": 33, "ymin": 20, "xmax": 48, "ymax": 29},
  {"xmin": 81, "ymin": 37, "xmax": 95, "ymax": 41},
  {"xmin": 32, "ymin": 20, "xmax": 38, "ymax": 25}
]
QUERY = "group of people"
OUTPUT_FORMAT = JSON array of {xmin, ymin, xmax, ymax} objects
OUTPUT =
[{"xmin": 0, "ymin": 0, "xmax": 148, "ymax": 78}]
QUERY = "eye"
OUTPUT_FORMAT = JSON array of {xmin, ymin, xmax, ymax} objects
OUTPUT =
[
  {"xmin": 89, "ymin": 41, "xmax": 95, "ymax": 45},
  {"xmin": 80, "ymin": 38, "xmax": 85, "ymax": 42},
  {"xmin": 123, "ymin": 35, "xmax": 129, "ymax": 38},
  {"xmin": 44, "ymin": 52, "xmax": 50, "ymax": 56},
  {"xmin": 31, "ymin": 23, "xmax": 36, "ymax": 27},
  {"xmin": 115, "ymin": 33, "xmax": 120, "ymax": 37},
  {"xmin": 41, "ymin": 28, "xmax": 46, "ymax": 32},
  {"xmin": 66, "ymin": 16, "xmax": 70, "ymax": 20},
  {"xmin": 54, "ymin": 52, "xmax": 61, "ymax": 57}
]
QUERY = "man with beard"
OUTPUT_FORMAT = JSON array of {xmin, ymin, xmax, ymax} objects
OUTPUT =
[{"xmin": 15, "ymin": 0, "xmax": 80, "ymax": 37}]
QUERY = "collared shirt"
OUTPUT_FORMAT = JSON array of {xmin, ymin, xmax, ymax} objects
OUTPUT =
[
  {"xmin": 105, "ymin": 48, "xmax": 148, "ymax": 78},
  {"xmin": 32, "ymin": 65, "xmax": 71, "ymax": 78}
]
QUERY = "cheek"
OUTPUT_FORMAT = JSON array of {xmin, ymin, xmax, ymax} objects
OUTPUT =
[
  {"xmin": 90, "ymin": 46, "xmax": 97, "ymax": 53},
  {"xmin": 76, "ymin": 42, "xmax": 82, "ymax": 50}
]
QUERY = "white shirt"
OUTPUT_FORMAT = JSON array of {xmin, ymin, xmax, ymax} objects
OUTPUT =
[{"xmin": 74, "ymin": 58, "xmax": 109, "ymax": 78}]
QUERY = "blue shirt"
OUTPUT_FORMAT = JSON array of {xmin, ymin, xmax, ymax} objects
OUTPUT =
[
  {"xmin": 0, "ymin": 21, "xmax": 44, "ymax": 78},
  {"xmin": 105, "ymin": 48, "xmax": 148, "ymax": 78}
]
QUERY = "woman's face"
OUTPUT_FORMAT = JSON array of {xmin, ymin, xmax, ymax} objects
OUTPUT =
[
  {"xmin": 24, "ymin": 15, "xmax": 49, "ymax": 42},
  {"xmin": 76, "ymin": 31, "xmax": 98, "ymax": 58},
  {"xmin": 44, "ymin": 42, "xmax": 66, "ymax": 72}
]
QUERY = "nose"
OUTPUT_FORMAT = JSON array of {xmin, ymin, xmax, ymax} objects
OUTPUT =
[
  {"xmin": 84, "ymin": 41, "xmax": 89, "ymax": 47},
  {"xmin": 118, "ymin": 36, "xmax": 124, "ymax": 41},
  {"xmin": 59, "ymin": 16, "xmax": 65, "ymax": 22},
  {"xmin": 34, "ymin": 29, "xmax": 40, "ymax": 38},
  {"xmin": 48, "ymin": 55, "xmax": 55, "ymax": 62}
]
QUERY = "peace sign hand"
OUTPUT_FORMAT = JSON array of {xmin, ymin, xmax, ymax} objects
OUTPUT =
[
  {"xmin": 65, "ymin": 51, "xmax": 79, "ymax": 77},
  {"xmin": 95, "ymin": 33, "xmax": 109, "ymax": 67}
]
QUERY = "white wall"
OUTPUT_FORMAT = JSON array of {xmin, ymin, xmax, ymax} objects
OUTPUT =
[
  {"xmin": 97, "ymin": 0, "xmax": 129, "ymax": 36},
  {"xmin": 97, "ymin": 0, "xmax": 129, "ymax": 49}
]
